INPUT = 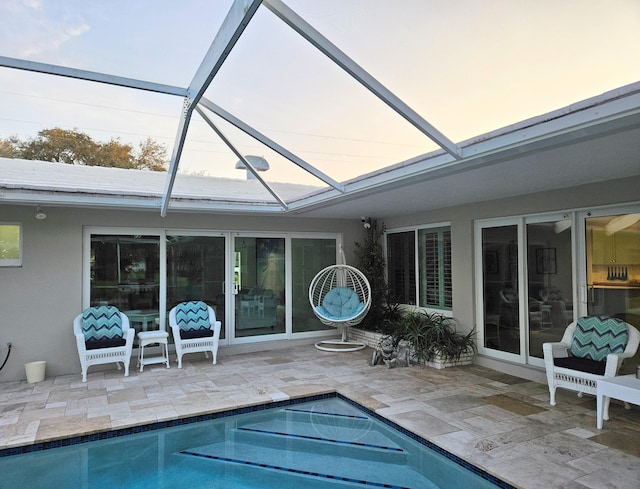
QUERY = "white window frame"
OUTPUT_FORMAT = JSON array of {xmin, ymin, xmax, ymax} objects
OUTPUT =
[
  {"xmin": 83, "ymin": 226, "xmax": 341, "ymax": 347},
  {"xmin": 386, "ymin": 222, "xmax": 452, "ymax": 315},
  {"xmin": 0, "ymin": 222, "xmax": 23, "ymax": 267}
]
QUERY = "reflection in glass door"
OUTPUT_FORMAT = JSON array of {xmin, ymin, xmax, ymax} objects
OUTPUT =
[
  {"xmin": 586, "ymin": 213, "xmax": 640, "ymax": 328},
  {"xmin": 585, "ymin": 212, "xmax": 640, "ymax": 373},
  {"xmin": 481, "ymin": 225, "xmax": 520, "ymax": 354},
  {"xmin": 234, "ymin": 237, "xmax": 286, "ymax": 338},
  {"xmin": 166, "ymin": 235, "xmax": 226, "ymax": 339},
  {"xmin": 526, "ymin": 220, "xmax": 573, "ymax": 359}
]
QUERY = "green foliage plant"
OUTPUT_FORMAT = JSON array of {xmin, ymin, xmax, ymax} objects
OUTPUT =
[
  {"xmin": 354, "ymin": 218, "xmax": 391, "ymax": 332},
  {"xmin": 395, "ymin": 310, "xmax": 476, "ymax": 364}
]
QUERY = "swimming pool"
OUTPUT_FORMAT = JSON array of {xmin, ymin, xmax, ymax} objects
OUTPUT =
[{"xmin": 0, "ymin": 394, "xmax": 514, "ymax": 488}]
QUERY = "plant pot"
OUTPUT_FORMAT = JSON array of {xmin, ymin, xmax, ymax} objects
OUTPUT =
[
  {"xmin": 425, "ymin": 351, "xmax": 474, "ymax": 370},
  {"xmin": 25, "ymin": 360, "xmax": 46, "ymax": 383}
]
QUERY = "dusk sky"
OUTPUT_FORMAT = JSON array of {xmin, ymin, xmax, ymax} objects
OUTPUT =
[{"xmin": 1, "ymin": 0, "xmax": 639, "ymax": 185}]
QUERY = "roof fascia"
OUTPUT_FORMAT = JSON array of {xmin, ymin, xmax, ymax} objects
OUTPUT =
[
  {"xmin": 263, "ymin": 0, "xmax": 462, "ymax": 160},
  {"xmin": 161, "ymin": 0, "xmax": 263, "ymax": 217},
  {"xmin": 198, "ymin": 97, "xmax": 345, "ymax": 192},
  {"xmin": 286, "ymin": 87, "xmax": 640, "ymax": 213}
]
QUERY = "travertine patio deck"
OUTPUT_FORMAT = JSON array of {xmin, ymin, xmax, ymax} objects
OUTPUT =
[{"xmin": 1, "ymin": 346, "xmax": 639, "ymax": 488}]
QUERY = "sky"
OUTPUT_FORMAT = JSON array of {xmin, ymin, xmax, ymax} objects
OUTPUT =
[{"xmin": 1, "ymin": 0, "xmax": 639, "ymax": 187}]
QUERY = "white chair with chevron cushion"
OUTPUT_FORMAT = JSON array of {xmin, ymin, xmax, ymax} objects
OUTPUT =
[
  {"xmin": 73, "ymin": 305, "xmax": 135, "ymax": 382},
  {"xmin": 543, "ymin": 315, "xmax": 640, "ymax": 418},
  {"xmin": 169, "ymin": 301, "xmax": 221, "ymax": 368}
]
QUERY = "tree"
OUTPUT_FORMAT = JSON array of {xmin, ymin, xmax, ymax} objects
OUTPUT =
[
  {"xmin": 1, "ymin": 128, "xmax": 168, "ymax": 171},
  {"xmin": 0, "ymin": 136, "xmax": 19, "ymax": 158},
  {"xmin": 136, "ymin": 137, "xmax": 168, "ymax": 171},
  {"xmin": 354, "ymin": 218, "xmax": 393, "ymax": 332}
]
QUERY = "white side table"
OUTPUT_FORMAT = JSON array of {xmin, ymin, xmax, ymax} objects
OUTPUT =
[
  {"xmin": 596, "ymin": 374, "xmax": 640, "ymax": 429},
  {"xmin": 137, "ymin": 331, "xmax": 170, "ymax": 372}
]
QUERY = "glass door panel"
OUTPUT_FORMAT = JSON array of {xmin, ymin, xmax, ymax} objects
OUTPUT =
[
  {"xmin": 166, "ymin": 235, "xmax": 226, "ymax": 339},
  {"xmin": 526, "ymin": 221, "xmax": 573, "ymax": 359},
  {"xmin": 586, "ymin": 213, "xmax": 640, "ymax": 328},
  {"xmin": 481, "ymin": 226, "xmax": 520, "ymax": 354},
  {"xmin": 90, "ymin": 234, "xmax": 160, "ymax": 342},
  {"xmin": 291, "ymin": 238, "xmax": 336, "ymax": 333},
  {"xmin": 234, "ymin": 237, "xmax": 286, "ymax": 338}
]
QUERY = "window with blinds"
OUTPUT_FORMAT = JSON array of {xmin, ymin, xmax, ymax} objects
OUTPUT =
[
  {"xmin": 386, "ymin": 226, "xmax": 452, "ymax": 310},
  {"xmin": 419, "ymin": 228, "xmax": 452, "ymax": 309}
]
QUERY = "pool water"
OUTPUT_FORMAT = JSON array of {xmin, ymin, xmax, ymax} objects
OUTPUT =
[{"xmin": 0, "ymin": 394, "xmax": 513, "ymax": 489}]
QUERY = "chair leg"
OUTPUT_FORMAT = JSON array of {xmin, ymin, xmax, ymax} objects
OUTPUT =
[
  {"xmin": 123, "ymin": 360, "xmax": 130, "ymax": 377},
  {"xmin": 177, "ymin": 354, "xmax": 183, "ymax": 369},
  {"xmin": 549, "ymin": 385, "xmax": 556, "ymax": 406},
  {"xmin": 82, "ymin": 368, "xmax": 87, "ymax": 383}
]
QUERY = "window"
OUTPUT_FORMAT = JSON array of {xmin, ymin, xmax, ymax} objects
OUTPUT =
[
  {"xmin": 387, "ymin": 225, "xmax": 452, "ymax": 310},
  {"xmin": 419, "ymin": 227, "xmax": 452, "ymax": 309},
  {"xmin": 387, "ymin": 231, "xmax": 416, "ymax": 304},
  {"xmin": 0, "ymin": 223, "xmax": 22, "ymax": 267}
]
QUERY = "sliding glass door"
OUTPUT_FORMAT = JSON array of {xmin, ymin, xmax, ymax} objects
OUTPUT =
[
  {"xmin": 477, "ymin": 214, "xmax": 575, "ymax": 365},
  {"xmin": 526, "ymin": 218, "xmax": 574, "ymax": 360},
  {"xmin": 233, "ymin": 236, "xmax": 286, "ymax": 338},
  {"xmin": 585, "ymin": 211, "xmax": 640, "ymax": 328},
  {"xmin": 166, "ymin": 234, "xmax": 226, "ymax": 339}
]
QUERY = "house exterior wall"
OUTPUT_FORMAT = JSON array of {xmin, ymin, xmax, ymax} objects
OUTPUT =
[
  {"xmin": 0, "ymin": 205, "xmax": 362, "ymax": 382},
  {"xmin": 384, "ymin": 175, "xmax": 640, "ymax": 381},
  {"xmin": 1, "ymin": 175, "xmax": 639, "ymax": 383}
]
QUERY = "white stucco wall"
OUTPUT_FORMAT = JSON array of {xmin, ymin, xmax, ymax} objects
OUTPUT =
[
  {"xmin": 384, "ymin": 175, "xmax": 640, "ymax": 381},
  {"xmin": 0, "ymin": 206, "xmax": 362, "ymax": 382},
  {"xmin": 1, "ymin": 175, "xmax": 639, "ymax": 383}
]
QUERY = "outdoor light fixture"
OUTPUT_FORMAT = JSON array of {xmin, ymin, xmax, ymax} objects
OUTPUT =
[
  {"xmin": 361, "ymin": 217, "xmax": 371, "ymax": 229},
  {"xmin": 35, "ymin": 206, "xmax": 47, "ymax": 220}
]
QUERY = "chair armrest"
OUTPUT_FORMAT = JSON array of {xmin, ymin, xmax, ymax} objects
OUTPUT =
[
  {"xmin": 604, "ymin": 351, "xmax": 635, "ymax": 377},
  {"xmin": 75, "ymin": 332, "xmax": 87, "ymax": 352},
  {"xmin": 542, "ymin": 341, "xmax": 570, "ymax": 360},
  {"xmin": 212, "ymin": 321, "xmax": 222, "ymax": 339},
  {"xmin": 123, "ymin": 327, "xmax": 135, "ymax": 346}
]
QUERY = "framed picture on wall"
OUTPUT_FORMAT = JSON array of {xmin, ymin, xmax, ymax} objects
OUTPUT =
[{"xmin": 536, "ymin": 248, "xmax": 557, "ymax": 274}]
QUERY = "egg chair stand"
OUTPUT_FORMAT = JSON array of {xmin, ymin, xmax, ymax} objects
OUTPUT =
[{"xmin": 309, "ymin": 262, "xmax": 371, "ymax": 352}]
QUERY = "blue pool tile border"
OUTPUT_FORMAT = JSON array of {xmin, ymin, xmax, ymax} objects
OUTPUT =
[{"xmin": 0, "ymin": 391, "xmax": 516, "ymax": 488}]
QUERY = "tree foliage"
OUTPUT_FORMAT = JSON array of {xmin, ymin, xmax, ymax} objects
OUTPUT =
[
  {"xmin": 1, "ymin": 128, "xmax": 168, "ymax": 171},
  {"xmin": 354, "ymin": 218, "xmax": 392, "ymax": 332}
]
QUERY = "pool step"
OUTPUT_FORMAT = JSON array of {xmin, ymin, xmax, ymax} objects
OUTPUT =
[
  {"xmin": 232, "ymin": 425, "xmax": 408, "ymax": 464},
  {"xmin": 178, "ymin": 406, "xmax": 434, "ymax": 488}
]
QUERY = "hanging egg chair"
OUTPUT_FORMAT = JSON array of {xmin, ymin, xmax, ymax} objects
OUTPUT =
[{"xmin": 309, "ymin": 260, "xmax": 371, "ymax": 352}]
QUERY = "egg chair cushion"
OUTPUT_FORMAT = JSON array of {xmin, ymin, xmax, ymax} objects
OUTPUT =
[{"xmin": 316, "ymin": 287, "xmax": 364, "ymax": 320}]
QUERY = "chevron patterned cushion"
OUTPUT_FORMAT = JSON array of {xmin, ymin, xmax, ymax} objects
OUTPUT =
[
  {"xmin": 175, "ymin": 301, "xmax": 210, "ymax": 333},
  {"xmin": 82, "ymin": 306, "xmax": 123, "ymax": 342},
  {"xmin": 570, "ymin": 316, "xmax": 628, "ymax": 361}
]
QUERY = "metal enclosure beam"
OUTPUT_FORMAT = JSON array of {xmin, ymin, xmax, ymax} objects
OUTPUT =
[
  {"xmin": 0, "ymin": 56, "xmax": 187, "ymax": 96},
  {"xmin": 195, "ymin": 107, "xmax": 288, "ymax": 210},
  {"xmin": 198, "ymin": 97, "xmax": 345, "ymax": 192},
  {"xmin": 263, "ymin": 0, "xmax": 462, "ymax": 160},
  {"xmin": 160, "ymin": 0, "xmax": 263, "ymax": 216}
]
